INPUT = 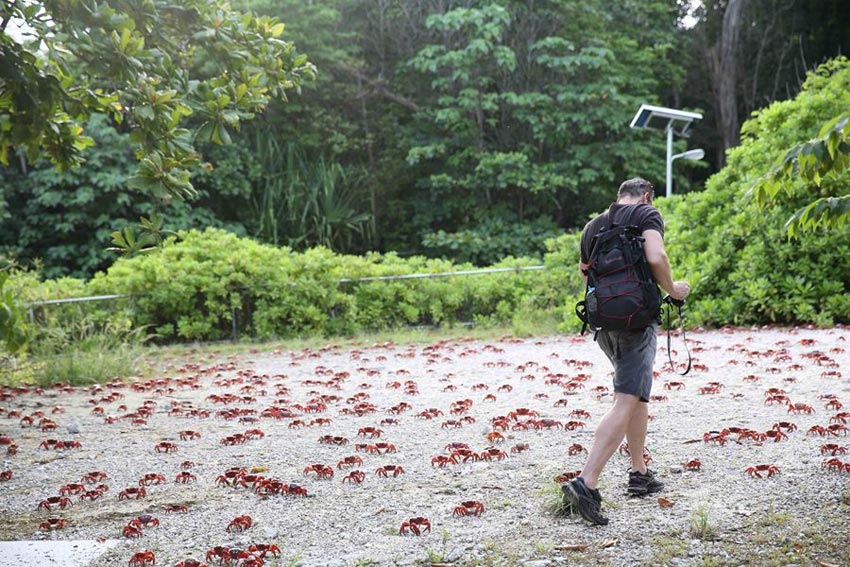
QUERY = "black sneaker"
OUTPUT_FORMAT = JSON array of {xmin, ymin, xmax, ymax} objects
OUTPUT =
[
  {"xmin": 562, "ymin": 477, "xmax": 608, "ymax": 526},
  {"xmin": 558, "ymin": 480, "xmax": 601, "ymax": 516},
  {"xmin": 628, "ymin": 469, "xmax": 663, "ymax": 496}
]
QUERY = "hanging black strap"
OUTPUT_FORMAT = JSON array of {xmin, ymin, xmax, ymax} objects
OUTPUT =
[{"xmin": 664, "ymin": 296, "xmax": 691, "ymax": 376}]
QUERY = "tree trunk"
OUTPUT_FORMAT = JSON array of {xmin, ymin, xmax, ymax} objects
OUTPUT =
[{"xmin": 707, "ymin": 0, "xmax": 748, "ymax": 167}]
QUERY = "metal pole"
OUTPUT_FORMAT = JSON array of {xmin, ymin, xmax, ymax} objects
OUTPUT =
[{"xmin": 666, "ymin": 124, "xmax": 673, "ymax": 198}]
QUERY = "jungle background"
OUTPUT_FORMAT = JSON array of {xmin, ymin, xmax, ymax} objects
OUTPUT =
[{"xmin": 2, "ymin": 0, "xmax": 850, "ymax": 383}]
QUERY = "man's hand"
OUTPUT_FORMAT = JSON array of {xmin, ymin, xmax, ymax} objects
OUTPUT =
[{"xmin": 669, "ymin": 281, "xmax": 691, "ymax": 301}]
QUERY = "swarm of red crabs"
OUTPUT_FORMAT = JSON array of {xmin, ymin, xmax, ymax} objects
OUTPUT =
[{"xmin": 0, "ymin": 329, "xmax": 845, "ymax": 564}]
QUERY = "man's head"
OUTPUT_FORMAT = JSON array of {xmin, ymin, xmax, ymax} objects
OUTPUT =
[{"xmin": 617, "ymin": 177, "xmax": 654, "ymax": 205}]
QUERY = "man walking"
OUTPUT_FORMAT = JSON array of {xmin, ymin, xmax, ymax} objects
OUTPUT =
[{"xmin": 563, "ymin": 177, "xmax": 690, "ymax": 526}]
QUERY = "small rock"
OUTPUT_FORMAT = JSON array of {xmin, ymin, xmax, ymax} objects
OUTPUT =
[
  {"xmin": 523, "ymin": 560, "xmax": 550, "ymax": 567},
  {"xmin": 263, "ymin": 527, "xmax": 278, "ymax": 538},
  {"xmin": 66, "ymin": 422, "xmax": 81, "ymax": 434}
]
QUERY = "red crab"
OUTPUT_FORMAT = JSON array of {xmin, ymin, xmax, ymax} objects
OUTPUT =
[
  {"xmin": 820, "ymin": 444, "xmax": 847, "ymax": 456},
  {"xmin": 303, "ymin": 464, "xmax": 334, "ymax": 479},
  {"xmin": 664, "ymin": 381, "xmax": 686, "ymax": 390},
  {"xmin": 399, "ymin": 516, "xmax": 431, "ymax": 536},
  {"xmin": 37, "ymin": 496, "xmax": 72, "ymax": 511},
  {"xmin": 451, "ymin": 448, "xmax": 479, "ymax": 463},
  {"xmin": 164, "ymin": 504, "xmax": 189, "ymax": 513},
  {"xmin": 139, "ymin": 473, "xmax": 166, "ymax": 486},
  {"xmin": 59, "ymin": 483, "xmax": 86, "ymax": 496},
  {"xmin": 821, "ymin": 457, "xmax": 845, "ymax": 472},
  {"xmin": 366, "ymin": 442, "xmax": 397, "ymax": 454},
  {"xmin": 118, "ymin": 487, "xmax": 147, "ymax": 500},
  {"xmin": 564, "ymin": 420, "xmax": 586, "ymax": 431},
  {"xmin": 763, "ymin": 430, "xmax": 787, "ymax": 442},
  {"xmin": 532, "ymin": 419, "xmax": 562, "ymax": 430},
  {"xmin": 248, "ymin": 543, "xmax": 281, "ymax": 559},
  {"xmin": 79, "ymin": 489, "xmax": 104, "ymax": 502},
  {"xmin": 453, "ymin": 500, "xmax": 485, "ymax": 517},
  {"xmin": 128, "ymin": 550, "xmax": 155, "ymax": 567},
  {"xmin": 567, "ymin": 443, "xmax": 586, "ymax": 456},
  {"xmin": 431, "ymin": 455, "xmax": 459, "ymax": 467},
  {"xmin": 831, "ymin": 412, "xmax": 850, "ymax": 425},
  {"xmin": 507, "ymin": 408, "xmax": 539, "ymax": 421},
  {"xmin": 829, "ymin": 424, "xmax": 850, "ymax": 436},
  {"xmin": 772, "ymin": 421, "xmax": 797, "ymax": 432},
  {"xmin": 205, "ymin": 547, "xmax": 232, "ymax": 564},
  {"xmin": 174, "ymin": 472, "xmax": 197, "ymax": 484},
  {"xmin": 318, "ymin": 435, "xmax": 349, "ymax": 446},
  {"xmin": 175, "ymin": 560, "xmax": 208, "ymax": 567},
  {"xmin": 226, "ymin": 515, "xmax": 253, "ymax": 532},
  {"xmin": 486, "ymin": 431, "xmax": 505, "ymax": 443},
  {"xmin": 128, "ymin": 515, "xmax": 159, "ymax": 529},
  {"xmin": 375, "ymin": 465, "xmax": 405, "ymax": 477},
  {"xmin": 216, "ymin": 467, "xmax": 247, "ymax": 486},
  {"xmin": 283, "ymin": 483, "xmax": 308, "ymax": 497},
  {"xmin": 683, "ymin": 459, "xmax": 702, "ymax": 471},
  {"xmin": 510, "ymin": 443, "xmax": 530, "ymax": 454},
  {"xmin": 81, "ymin": 471, "xmax": 109, "ymax": 484},
  {"xmin": 154, "ymin": 441, "xmax": 178, "ymax": 453},
  {"xmin": 39, "ymin": 517, "xmax": 68, "ymax": 531},
  {"xmin": 788, "ymin": 403, "xmax": 814, "ymax": 415},
  {"xmin": 343, "ymin": 470, "xmax": 366, "ymax": 484},
  {"xmin": 337, "ymin": 455, "xmax": 364, "ymax": 469},
  {"xmin": 179, "ymin": 430, "xmax": 201, "ymax": 440},
  {"xmin": 357, "ymin": 427, "xmax": 383, "ymax": 438},
  {"xmin": 745, "ymin": 464, "xmax": 780, "ymax": 478},
  {"xmin": 479, "ymin": 447, "xmax": 508, "ymax": 461},
  {"xmin": 122, "ymin": 525, "xmax": 143, "ymax": 538}
]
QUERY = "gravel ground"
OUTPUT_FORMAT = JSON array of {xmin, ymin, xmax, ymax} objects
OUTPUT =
[{"xmin": 1, "ymin": 326, "xmax": 849, "ymax": 567}]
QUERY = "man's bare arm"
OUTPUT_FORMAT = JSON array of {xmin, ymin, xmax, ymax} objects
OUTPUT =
[{"xmin": 642, "ymin": 230, "xmax": 690, "ymax": 300}]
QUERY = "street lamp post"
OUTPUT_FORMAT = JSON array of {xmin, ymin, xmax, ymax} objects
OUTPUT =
[
  {"xmin": 668, "ymin": 147, "xmax": 705, "ymax": 198},
  {"xmin": 630, "ymin": 104, "xmax": 703, "ymax": 197}
]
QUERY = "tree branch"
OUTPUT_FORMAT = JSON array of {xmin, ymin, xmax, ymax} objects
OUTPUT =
[{"xmin": 332, "ymin": 62, "xmax": 420, "ymax": 112}]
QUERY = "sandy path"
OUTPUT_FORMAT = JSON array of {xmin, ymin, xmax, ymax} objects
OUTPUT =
[{"xmin": 0, "ymin": 326, "xmax": 848, "ymax": 566}]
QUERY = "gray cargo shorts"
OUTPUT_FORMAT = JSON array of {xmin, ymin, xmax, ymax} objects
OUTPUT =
[{"xmin": 595, "ymin": 325, "xmax": 657, "ymax": 402}]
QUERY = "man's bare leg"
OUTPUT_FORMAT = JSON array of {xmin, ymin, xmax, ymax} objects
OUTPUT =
[
  {"xmin": 579, "ymin": 393, "xmax": 641, "ymax": 489},
  {"xmin": 624, "ymin": 401, "xmax": 648, "ymax": 474}
]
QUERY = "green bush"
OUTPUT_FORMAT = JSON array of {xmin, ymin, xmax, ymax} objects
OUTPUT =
[
  {"xmin": 657, "ymin": 57, "xmax": 850, "ymax": 327},
  {"xmin": 88, "ymin": 227, "xmax": 568, "ymax": 341}
]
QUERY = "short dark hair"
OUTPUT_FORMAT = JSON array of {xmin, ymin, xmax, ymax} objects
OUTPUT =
[{"xmin": 618, "ymin": 177, "xmax": 654, "ymax": 199}]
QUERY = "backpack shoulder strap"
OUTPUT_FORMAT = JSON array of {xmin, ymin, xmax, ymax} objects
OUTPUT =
[{"xmin": 619, "ymin": 204, "xmax": 640, "ymax": 228}]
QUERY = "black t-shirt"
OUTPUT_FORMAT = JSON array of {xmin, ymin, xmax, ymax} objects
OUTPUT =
[{"xmin": 580, "ymin": 203, "xmax": 664, "ymax": 264}]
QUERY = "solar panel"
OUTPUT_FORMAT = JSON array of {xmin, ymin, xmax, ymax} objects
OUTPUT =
[{"xmin": 630, "ymin": 104, "xmax": 702, "ymax": 138}]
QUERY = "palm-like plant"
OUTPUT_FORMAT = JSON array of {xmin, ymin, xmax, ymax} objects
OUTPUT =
[{"xmin": 248, "ymin": 129, "xmax": 372, "ymax": 252}]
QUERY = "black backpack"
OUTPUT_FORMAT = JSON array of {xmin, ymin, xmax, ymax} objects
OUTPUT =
[{"xmin": 575, "ymin": 205, "xmax": 661, "ymax": 334}]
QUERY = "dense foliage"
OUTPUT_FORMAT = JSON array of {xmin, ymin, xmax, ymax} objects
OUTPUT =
[
  {"xmin": 10, "ymin": 57, "xmax": 850, "ymax": 347},
  {"xmin": 4, "ymin": 0, "xmax": 850, "ymax": 277},
  {"xmin": 0, "ymin": 0, "xmax": 315, "ymax": 199},
  {"xmin": 78, "ymin": 227, "xmax": 570, "ymax": 341}
]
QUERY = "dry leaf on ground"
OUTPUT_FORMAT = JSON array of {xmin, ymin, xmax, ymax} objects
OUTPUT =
[{"xmin": 555, "ymin": 543, "xmax": 589, "ymax": 552}]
